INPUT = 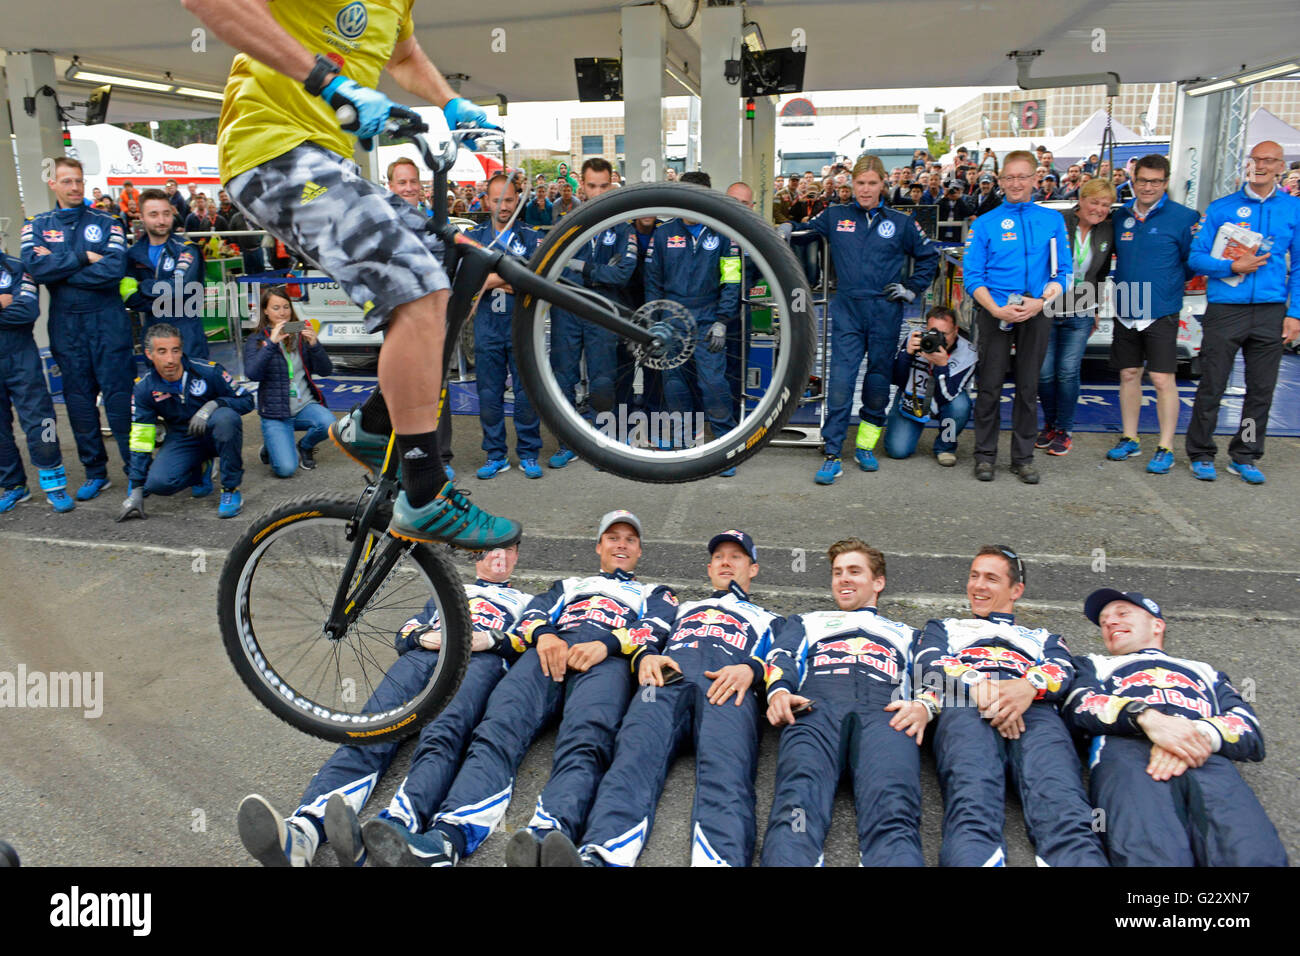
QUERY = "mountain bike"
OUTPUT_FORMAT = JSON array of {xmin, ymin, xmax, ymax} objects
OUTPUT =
[{"xmin": 218, "ymin": 119, "xmax": 815, "ymax": 743}]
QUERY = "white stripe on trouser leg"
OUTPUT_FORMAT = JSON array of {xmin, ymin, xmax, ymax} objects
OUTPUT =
[
  {"xmin": 690, "ymin": 823, "xmax": 732, "ymax": 867},
  {"xmin": 432, "ymin": 783, "xmax": 514, "ymax": 855},
  {"xmin": 295, "ymin": 772, "xmax": 377, "ymax": 825},
  {"xmin": 982, "ymin": 846, "xmax": 1006, "ymax": 867},
  {"xmin": 583, "ymin": 818, "xmax": 649, "ymax": 868},
  {"xmin": 383, "ymin": 779, "xmax": 419, "ymax": 832},
  {"xmin": 525, "ymin": 796, "xmax": 563, "ymax": 833},
  {"xmin": 1035, "ymin": 855, "xmax": 1050, "ymax": 867}
]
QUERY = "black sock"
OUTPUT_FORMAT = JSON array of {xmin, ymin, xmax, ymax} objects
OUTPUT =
[
  {"xmin": 360, "ymin": 387, "xmax": 392, "ymax": 435},
  {"xmin": 397, "ymin": 430, "xmax": 444, "ymax": 507}
]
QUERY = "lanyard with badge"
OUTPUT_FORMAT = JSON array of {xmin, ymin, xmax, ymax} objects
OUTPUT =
[
  {"xmin": 1072, "ymin": 227, "xmax": 1091, "ymax": 288},
  {"xmin": 283, "ymin": 340, "xmax": 297, "ymax": 399}
]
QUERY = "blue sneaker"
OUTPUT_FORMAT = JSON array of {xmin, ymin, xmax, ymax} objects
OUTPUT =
[
  {"xmin": 37, "ymin": 467, "xmax": 75, "ymax": 512},
  {"xmin": 476, "ymin": 458, "xmax": 511, "ymax": 480},
  {"xmin": 0, "ymin": 486, "xmax": 32, "ymax": 514},
  {"xmin": 75, "ymin": 476, "xmax": 113, "ymax": 501},
  {"xmin": 719, "ymin": 466, "xmax": 737, "ymax": 478},
  {"xmin": 854, "ymin": 448, "xmax": 879, "ymax": 472},
  {"xmin": 362, "ymin": 818, "xmax": 458, "ymax": 867},
  {"xmin": 1106, "ymin": 436, "xmax": 1140, "ymax": 461},
  {"xmin": 192, "ymin": 460, "xmax": 214, "ymax": 498},
  {"xmin": 1189, "ymin": 460, "xmax": 1217, "ymax": 481},
  {"xmin": 815, "ymin": 456, "xmax": 843, "ymax": 485},
  {"xmin": 218, "ymin": 489, "xmax": 243, "ymax": 518},
  {"xmin": 520, "ymin": 458, "xmax": 543, "ymax": 479},
  {"xmin": 444, "ymin": 464, "xmax": 455, "ymax": 481},
  {"xmin": 548, "ymin": 448, "xmax": 577, "ymax": 469},
  {"xmin": 1146, "ymin": 448, "xmax": 1174, "ymax": 475},
  {"xmin": 389, "ymin": 483, "xmax": 522, "ymax": 549},
  {"xmin": 1227, "ymin": 461, "xmax": 1265, "ymax": 485}
]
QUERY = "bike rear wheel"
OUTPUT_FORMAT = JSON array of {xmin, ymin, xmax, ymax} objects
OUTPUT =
[
  {"xmin": 217, "ymin": 494, "xmax": 471, "ymax": 744},
  {"xmin": 512, "ymin": 182, "xmax": 816, "ymax": 482}
]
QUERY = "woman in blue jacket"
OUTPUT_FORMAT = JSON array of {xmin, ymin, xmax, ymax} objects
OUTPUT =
[{"xmin": 243, "ymin": 285, "xmax": 335, "ymax": 476}]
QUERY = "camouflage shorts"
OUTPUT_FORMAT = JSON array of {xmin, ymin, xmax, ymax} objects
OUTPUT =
[{"xmin": 226, "ymin": 142, "xmax": 448, "ymax": 332}]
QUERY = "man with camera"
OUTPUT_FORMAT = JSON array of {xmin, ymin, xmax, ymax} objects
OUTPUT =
[{"xmin": 882, "ymin": 306, "xmax": 975, "ymax": 466}]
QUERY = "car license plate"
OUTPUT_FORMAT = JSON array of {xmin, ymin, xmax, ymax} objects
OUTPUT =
[
  {"xmin": 328, "ymin": 324, "xmax": 367, "ymax": 337},
  {"xmin": 1096, "ymin": 319, "xmax": 1112, "ymax": 336}
]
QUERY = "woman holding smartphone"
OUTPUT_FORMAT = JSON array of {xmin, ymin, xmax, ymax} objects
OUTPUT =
[{"xmin": 243, "ymin": 285, "xmax": 336, "ymax": 476}]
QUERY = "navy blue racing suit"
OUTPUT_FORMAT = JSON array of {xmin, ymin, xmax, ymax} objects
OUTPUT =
[
  {"xmin": 761, "ymin": 606, "xmax": 924, "ymax": 867},
  {"xmin": 291, "ymin": 582, "xmax": 534, "ymax": 841},
  {"xmin": 127, "ymin": 357, "xmax": 253, "ymax": 493},
  {"xmin": 793, "ymin": 201, "xmax": 938, "ymax": 454},
  {"xmin": 0, "ymin": 255, "xmax": 65, "ymax": 490},
  {"xmin": 576, "ymin": 581, "xmax": 780, "ymax": 866},
  {"xmin": 643, "ymin": 219, "xmax": 742, "ymax": 440},
  {"xmin": 466, "ymin": 221, "xmax": 543, "ymax": 461},
  {"xmin": 550, "ymin": 222, "xmax": 639, "ymax": 443},
  {"xmin": 21, "ymin": 205, "xmax": 133, "ymax": 479},
  {"xmin": 915, "ymin": 612, "xmax": 1107, "ymax": 866},
  {"xmin": 1063, "ymin": 648, "xmax": 1286, "ymax": 866},
  {"xmin": 124, "ymin": 235, "xmax": 208, "ymax": 358},
  {"xmin": 431, "ymin": 569, "xmax": 677, "ymax": 857}
]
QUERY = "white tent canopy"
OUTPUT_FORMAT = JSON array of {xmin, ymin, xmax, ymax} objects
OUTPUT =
[
  {"xmin": 1247, "ymin": 107, "xmax": 1300, "ymax": 161},
  {"xmin": 1050, "ymin": 110, "xmax": 1149, "ymax": 165}
]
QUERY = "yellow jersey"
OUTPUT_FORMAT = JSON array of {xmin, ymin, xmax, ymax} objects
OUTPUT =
[{"xmin": 218, "ymin": 0, "xmax": 414, "ymax": 182}]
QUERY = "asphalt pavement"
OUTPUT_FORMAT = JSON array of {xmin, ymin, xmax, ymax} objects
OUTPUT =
[{"xmin": 1, "ymin": 407, "xmax": 1296, "ymax": 866}]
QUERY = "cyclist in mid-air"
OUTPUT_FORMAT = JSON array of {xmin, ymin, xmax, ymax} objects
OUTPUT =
[{"xmin": 182, "ymin": 0, "xmax": 519, "ymax": 548}]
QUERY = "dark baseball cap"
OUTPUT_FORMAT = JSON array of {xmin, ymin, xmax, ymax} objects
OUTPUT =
[
  {"xmin": 979, "ymin": 174, "xmax": 996, "ymax": 184},
  {"xmin": 708, "ymin": 529, "xmax": 758, "ymax": 563},
  {"xmin": 1084, "ymin": 589, "xmax": 1164, "ymax": 625},
  {"xmin": 1044, "ymin": 172, "xmax": 1059, "ymax": 181}
]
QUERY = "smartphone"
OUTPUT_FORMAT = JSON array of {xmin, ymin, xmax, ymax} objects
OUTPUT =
[
  {"xmin": 279, "ymin": 320, "xmax": 305, "ymax": 334},
  {"xmin": 660, "ymin": 664, "xmax": 684, "ymax": 685},
  {"xmin": 792, "ymin": 699, "xmax": 815, "ymax": 717}
]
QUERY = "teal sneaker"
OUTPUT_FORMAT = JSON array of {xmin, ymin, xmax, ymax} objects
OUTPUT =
[
  {"xmin": 1146, "ymin": 448, "xmax": 1174, "ymax": 475},
  {"xmin": 548, "ymin": 448, "xmax": 577, "ymax": 469},
  {"xmin": 815, "ymin": 456, "xmax": 843, "ymax": 485},
  {"xmin": 389, "ymin": 483, "xmax": 522, "ymax": 549},
  {"xmin": 1106, "ymin": 436, "xmax": 1140, "ymax": 461},
  {"xmin": 854, "ymin": 448, "xmax": 879, "ymax": 472},
  {"xmin": 329, "ymin": 407, "xmax": 392, "ymax": 475}
]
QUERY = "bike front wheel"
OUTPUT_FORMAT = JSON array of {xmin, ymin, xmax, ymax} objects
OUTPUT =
[
  {"xmin": 512, "ymin": 182, "xmax": 816, "ymax": 482},
  {"xmin": 217, "ymin": 494, "xmax": 471, "ymax": 745}
]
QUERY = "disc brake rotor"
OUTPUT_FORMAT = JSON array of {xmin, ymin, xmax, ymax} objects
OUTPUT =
[{"xmin": 632, "ymin": 300, "xmax": 696, "ymax": 370}]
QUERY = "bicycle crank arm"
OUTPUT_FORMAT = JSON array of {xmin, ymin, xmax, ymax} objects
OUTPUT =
[{"xmin": 495, "ymin": 255, "xmax": 659, "ymax": 347}]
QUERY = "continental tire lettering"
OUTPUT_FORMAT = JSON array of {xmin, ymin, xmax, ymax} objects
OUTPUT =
[
  {"xmin": 745, "ymin": 425, "xmax": 768, "ymax": 449},
  {"xmin": 252, "ymin": 511, "xmax": 324, "ymax": 544},
  {"xmin": 345, "ymin": 711, "xmax": 419, "ymax": 738}
]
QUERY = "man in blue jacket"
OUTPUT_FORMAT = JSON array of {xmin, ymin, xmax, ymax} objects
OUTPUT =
[
  {"xmin": 1185, "ymin": 140, "xmax": 1300, "ymax": 484},
  {"xmin": 1106, "ymin": 155, "xmax": 1199, "ymax": 474},
  {"xmin": 791, "ymin": 156, "xmax": 938, "ymax": 484},
  {"xmin": 963, "ymin": 150, "xmax": 1070, "ymax": 484},
  {"xmin": 0, "ymin": 254, "xmax": 75, "ymax": 514},
  {"xmin": 643, "ymin": 171, "xmax": 744, "ymax": 474},
  {"xmin": 465, "ymin": 173, "xmax": 544, "ymax": 480},
  {"xmin": 547, "ymin": 157, "xmax": 638, "ymax": 470},
  {"xmin": 122, "ymin": 189, "xmax": 208, "ymax": 358},
  {"xmin": 118, "ymin": 323, "xmax": 254, "ymax": 520},
  {"xmin": 21, "ymin": 156, "xmax": 133, "ymax": 501}
]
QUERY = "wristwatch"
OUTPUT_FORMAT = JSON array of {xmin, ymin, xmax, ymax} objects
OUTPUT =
[
  {"xmin": 1123, "ymin": 699, "xmax": 1150, "ymax": 727},
  {"xmin": 303, "ymin": 53, "xmax": 339, "ymax": 97}
]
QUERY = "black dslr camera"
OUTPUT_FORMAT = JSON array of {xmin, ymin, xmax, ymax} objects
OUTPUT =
[{"xmin": 918, "ymin": 327, "xmax": 949, "ymax": 354}]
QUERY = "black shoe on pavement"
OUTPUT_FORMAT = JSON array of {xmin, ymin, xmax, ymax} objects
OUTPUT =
[
  {"xmin": 1010, "ymin": 462, "xmax": 1041, "ymax": 484},
  {"xmin": 974, "ymin": 461, "xmax": 995, "ymax": 482},
  {"xmin": 323, "ymin": 793, "xmax": 364, "ymax": 867},
  {"xmin": 259, "ymin": 445, "xmax": 270, "ymax": 465},
  {"xmin": 540, "ymin": 829, "xmax": 593, "ymax": 867},
  {"xmin": 505, "ymin": 827, "xmax": 546, "ymax": 867},
  {"xmin": 298, "ymin": 443, "xmax": 316, "ymax": 470}
]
